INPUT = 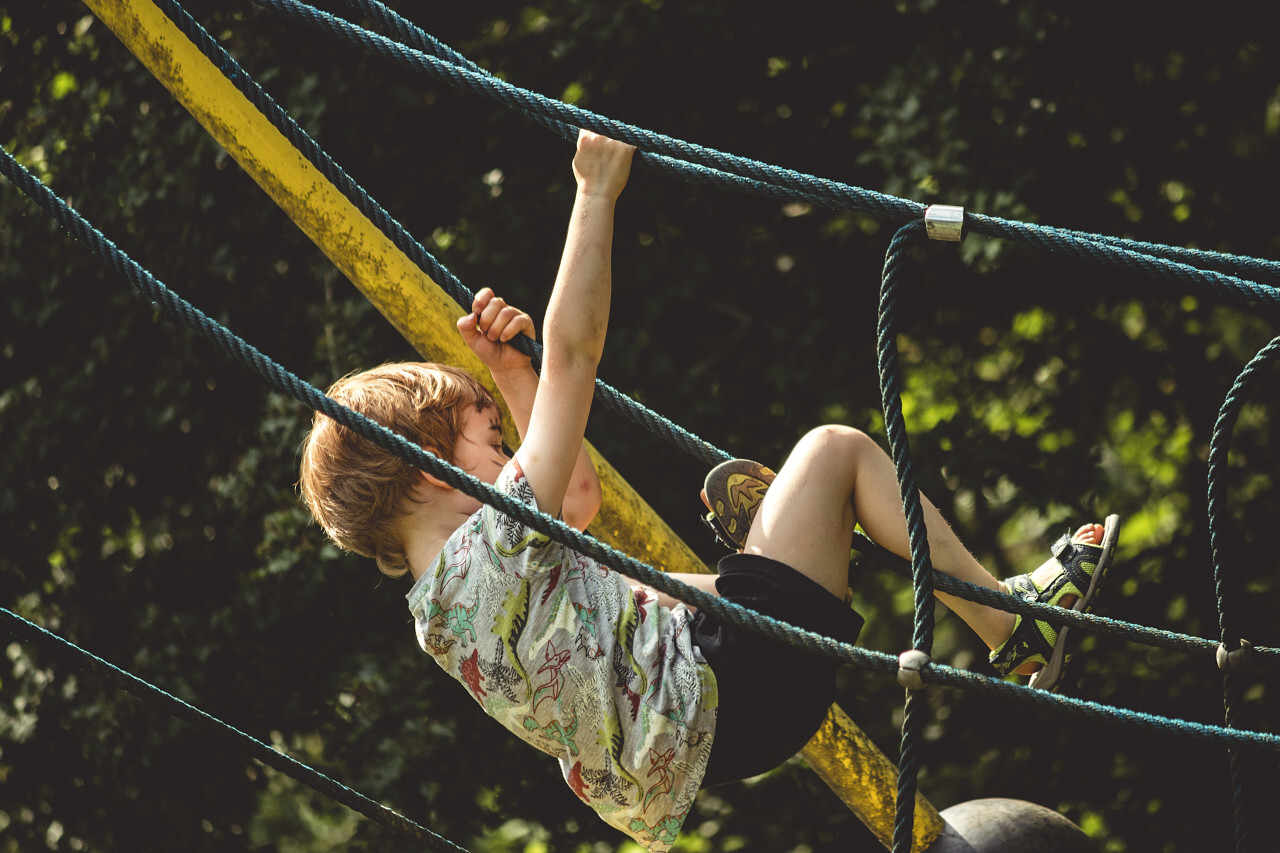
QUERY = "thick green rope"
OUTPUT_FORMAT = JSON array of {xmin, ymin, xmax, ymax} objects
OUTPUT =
[
  {"xmin": 5, "ymin": 144, "xmax": 1279, "ymax": 848},
  {"xmin": 1207, "ymin": 333, "xmax": 1280, "ymax": 853},
  {"xmin": 0, "ymin": 605, "xmax": 468, "ymax": 852}
]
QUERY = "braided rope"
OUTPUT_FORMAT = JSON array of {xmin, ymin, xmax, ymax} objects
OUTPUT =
[
  {"xmin": 152, "ymin": 0, "xmax": 729, "ymax": 468},
  {"xmin": 206, "ymin": 34, "xmax": 1280, "ymax": 841},
  {"xmin": 257, "ymin": 0, "xmax": 1280, "ymax": 297},
  {"xmin": 256, "ymin": 0, "xmax": 926, "ymax": 222},
  {"xmin": 875, "ymin": 229, "xmax": 1278, "ymax": 851},
  {"xmin": 872, "ymin": 219, "xmax": 1280, "ymax": 851},
  {"xmin": 8, "ymin": 4, "xmax": 1280, "ymax": 847},
  {"xmin": 0, "ymin": 606, "xmax": 468, "ymax": 852},
  {"xmin": 1208, "ymin": 334, "xmax": 1280, "ymax": 659},
  {"xmin": 340, "ymin": 0, "xmax": 1280, "ymax": 299},
  {"xmin": 853, "ymin": 530, "xmax": 1280, "ymax": 661},
  {"xmin": 1206, "ymin": 334, "xmax": 1280, "ymax": 853},
  {"xmin": 875, "ymin": 222, "xmax": 936, "ymax": 851},
  {"xmin": 966, "ymin": 213, "xmax": 1280, "ymax": 306},
  {"xmin": 357, "ymin": 0, "xmax": 1280, "ymax": 647},
  {"xmin": 4, "ymin": 143, "xmax": 1277, "ymax": 754}
]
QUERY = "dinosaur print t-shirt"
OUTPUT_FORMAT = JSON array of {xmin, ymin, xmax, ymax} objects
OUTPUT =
[{"xmin": 406, "ymin": 458, "xmax": 717, "ymax": 851}]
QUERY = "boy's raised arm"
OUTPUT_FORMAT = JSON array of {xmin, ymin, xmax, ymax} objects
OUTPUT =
[
  {"xmin": 458, "ymin": 287, "xmax": 603, "ymax": 531},
  {"xmin": 515, "ymin": 130, "xmax": 634, "ymax": 519}
]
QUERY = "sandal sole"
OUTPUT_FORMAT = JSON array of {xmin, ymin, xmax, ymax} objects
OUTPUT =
[{"xmin": 703, "ymin": 459, "xmax": 775, "ymax": 550}]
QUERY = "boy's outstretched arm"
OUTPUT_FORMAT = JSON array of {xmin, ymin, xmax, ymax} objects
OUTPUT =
[
  {"xmin": 457, "ymin": 287, "xmax": 602, "ymax": 530},
  {"xmin": 516, "ymin": 130, "xmax": 634, "ymax": 520}
]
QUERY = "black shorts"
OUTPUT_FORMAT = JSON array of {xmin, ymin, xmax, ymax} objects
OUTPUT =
[{"xmin": 692, "ymin": 553, "xmax": 864, "ymax": 785}]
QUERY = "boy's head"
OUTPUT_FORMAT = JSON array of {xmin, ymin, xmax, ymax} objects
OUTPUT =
[{"xmin": 299, "ymin": 362, "xmax": 496, "ymax": 578}]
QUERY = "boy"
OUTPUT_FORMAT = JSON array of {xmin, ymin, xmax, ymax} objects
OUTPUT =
[{"xmin": 299, "ymin": 130, "xmax": 1116, "ymax": 850}]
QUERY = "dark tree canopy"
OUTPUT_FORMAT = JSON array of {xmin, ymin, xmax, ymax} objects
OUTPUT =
[{"xmin": 3, "ymin": 1, "xmax": 1280, "ymax": 851}]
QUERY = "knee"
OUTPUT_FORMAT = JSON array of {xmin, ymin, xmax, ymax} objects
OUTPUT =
[
  {"xmin": 791, "ymin": 425, "xmax": 876, "ymax": 466},
  {"xmin": 797, "ymin": 424, "xmax": 872, "ymax": 453}
]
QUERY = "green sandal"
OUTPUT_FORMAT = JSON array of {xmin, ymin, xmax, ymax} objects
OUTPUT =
[
  {"xmin": 701, "ymin": 459, "xmax": 776, "ymax": 550},
  {"xmin": 989, "ymin": 514, "xmax": 1120, "ymax": 691}
]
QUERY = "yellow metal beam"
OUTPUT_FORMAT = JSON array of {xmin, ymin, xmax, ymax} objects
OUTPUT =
[{"xmin": 84, "ymin": 1, "xmax": 946, "ymax": 849}]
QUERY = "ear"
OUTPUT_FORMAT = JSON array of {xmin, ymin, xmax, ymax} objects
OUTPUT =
[
  {"xmin": 420, "ymin": 469, "xmax": 453, "ymax": 490},
  {"xmin": 418, "ymin": 448, "xmax": 453, "ymax": 491}
]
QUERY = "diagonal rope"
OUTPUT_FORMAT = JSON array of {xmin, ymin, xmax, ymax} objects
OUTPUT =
[
  {"xmin": 965, "ymin": 213, "xmax": 1280, "ymax": 306},
  {"xmin": 151, "ymin": 0, "xmax": 730, "ymax": 468},
  {"xmin": 872, "ymin": 219, "xmax": 1280, "ymax": 852},
  {"xmin": 0, "ymin": 141, "xmax": 867, "ymax": 673},
  {"xmin": 853, "ymin": 528, "xmax": 1280, "ymax": 668},
  {"xmin": 342, "ymin": 0, "xmax": 1280, "ymax": 297},
  {"xmin": 4, "ymin": 143, "xmax": 1279, "ymax": 759},
  {"xmin": 10, "ymin": 5, "xmax": 1280, "ymax": 846},
  {"xmin": 155, "ymin": 0, "xmax": 1280, "ymax": 702},
  {"xmin": 255, "ymin": 0, "xmax": 1280, "ymax": 301},
  {"xmin": 0, "ymin": 605, "xmax": 469, "ymax": 852}
]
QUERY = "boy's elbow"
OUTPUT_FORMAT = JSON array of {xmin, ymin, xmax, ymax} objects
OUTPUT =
[
  {"xmin": 544, "ymin": 315, "xmax": 608, "ymax": 369},
  {"xmin": 584, "ymin": 477, "xmax": 604, "ymax": 521},
  {"xmin": 565, "ymin": 474, "xmax": 603, "ymax": 531},
  {"xmin": 556, "ymin": 339, "xmax": 605, "ymax": 371}
]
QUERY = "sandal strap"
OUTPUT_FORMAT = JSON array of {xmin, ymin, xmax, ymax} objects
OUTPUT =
[
  {"xmin": 989, "ymin": 607, "xmax": 1058, "ymax": 675},
  {"xmin": 1005, "ymin": 559, "xmax": 1076, "ymax": 610},
  {"xmin": 989, "ymin": 532, "xmax": 1106, "ymax": 677},
  {"xmin": 1049, "ymin": 534, "xmax": 1102, "ymax": 597}
]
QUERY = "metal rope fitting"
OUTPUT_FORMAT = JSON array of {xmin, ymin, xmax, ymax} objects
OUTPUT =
[
  {"xmin": 924, "ymin": 204, "xmax": 965, "ymax": 242},
  {"xmin": 1217, "ymin": 640, "xmax": 1258, "ymax": 674},
  {"xmin": 897, "ymin": 649, "xmax": 932, "ymax": 690}
]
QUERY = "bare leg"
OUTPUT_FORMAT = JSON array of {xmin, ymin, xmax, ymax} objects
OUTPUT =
[{"xmin": 737, "ymin": 426, "xmax": 1102, "ymax": 673}]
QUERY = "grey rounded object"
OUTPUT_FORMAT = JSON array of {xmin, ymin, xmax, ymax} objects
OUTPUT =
[{"xmin": 925, "ymin": 798, "xmax": 1098, "ymax": 852}]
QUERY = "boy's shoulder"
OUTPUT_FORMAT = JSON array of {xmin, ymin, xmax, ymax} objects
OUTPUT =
[
  {"xmin": 475, "ymin": 455, "xmax": 550, "ymax": 537},
  {"xmin": 411, "ymin": 458, "xmax": 558, "ymax": 603}
]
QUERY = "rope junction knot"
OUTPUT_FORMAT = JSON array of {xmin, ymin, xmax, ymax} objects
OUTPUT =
[
  {"xmin": 897, "ymin": 650, "xmax": 933, "ymax": 691},
  {"xmin": 923, "ymin": 205, "xmax": 965, "ymax": 242},
  {"xmin": 1217, "ymin": 641, "xmax": 1262, "ymax": 675}
]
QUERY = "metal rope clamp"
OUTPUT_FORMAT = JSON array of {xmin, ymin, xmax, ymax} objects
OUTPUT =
[
  {"xmin": 897, "ymin": 649, "xmax": 932, "ymax": 690},
  {"xmin": 924, "ymin": 204, "xmax": 965, "ymax": 242},
  {"xmin": 1217, "ymin": 639, "xmax": 1258, "ymax": 674}
]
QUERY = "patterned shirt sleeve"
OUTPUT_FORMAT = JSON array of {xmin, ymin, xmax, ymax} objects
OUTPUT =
[{"xmin": 477, "ymin": 457, "xmax": 558, "ymax": 578}]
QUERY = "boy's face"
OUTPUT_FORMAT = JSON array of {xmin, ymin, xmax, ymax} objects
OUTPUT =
[{"xmin": 450, "ymin": 403, "xmax": 509, "ymax": 486}]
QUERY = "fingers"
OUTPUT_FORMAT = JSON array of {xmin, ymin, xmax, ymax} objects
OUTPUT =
[
  {"xmin": 465, "ymin": 287, "xmax": 535, "ymax": 343},
  {"xmin": 487, "ymin": 307, "xmax": 534, "ymax": 343}
]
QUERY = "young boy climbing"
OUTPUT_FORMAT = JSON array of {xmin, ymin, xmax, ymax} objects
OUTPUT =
[{"xmin": 298, "ymin": 130, "xmax": 1118, "ymax": 851}]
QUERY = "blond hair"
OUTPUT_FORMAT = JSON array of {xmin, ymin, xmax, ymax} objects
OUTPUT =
[{"xmin": 299, "ymin": 362, "xmax": 495, "ymax": 577}]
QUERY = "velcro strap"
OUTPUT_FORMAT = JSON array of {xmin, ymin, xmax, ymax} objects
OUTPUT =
[{"xmin": 1051, "ymin": 534, "xmax": 1096, "ymax": 593}]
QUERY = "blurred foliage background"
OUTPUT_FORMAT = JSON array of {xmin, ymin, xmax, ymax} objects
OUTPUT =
[{"xmin": 3, "ymin": 1, "xmax": 1280, "ymax": 851}]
